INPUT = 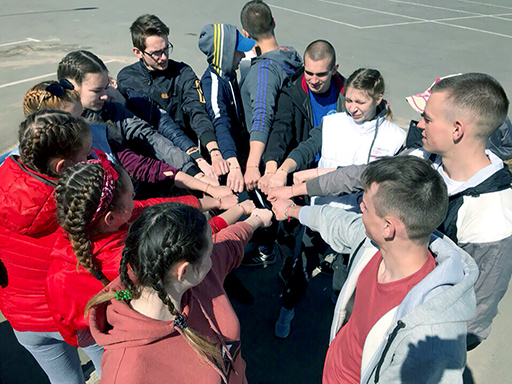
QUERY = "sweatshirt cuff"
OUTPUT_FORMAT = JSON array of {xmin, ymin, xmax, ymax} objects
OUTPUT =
[
  {"xmin": 184, "ymin": 163, "xmax": 201, "ymax": 176},
  {"xmin": 306, "ymin": 178, "xmax": 323, "ymax": 196},
  {"xmin": 189, "ymin": 151, "xmax": 203, "ymax": 161},
  {"xmin": 200, "ymin": 131, "xmax": 218, "ymax": 146},
  {"xmin": 249, "ymin": 131, "xmax": 269, "ymax": 144},
  {"xmin": 298, "ymin": 206, "xmax": 312, "ymax": 226},
  {"xmin": 222, "ymin": 149, "xmax": 237, "ymax": 160}
]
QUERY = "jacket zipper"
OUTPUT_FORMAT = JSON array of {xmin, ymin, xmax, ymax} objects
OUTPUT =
[{"xmin": 373, "ymin": 320, "xmax": 406, "ymax": 383}]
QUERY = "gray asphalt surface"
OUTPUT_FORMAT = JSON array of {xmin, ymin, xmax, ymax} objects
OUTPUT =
[{"xmin": 1, "ymin": 0, "xmax": 511, "ymax": 383}]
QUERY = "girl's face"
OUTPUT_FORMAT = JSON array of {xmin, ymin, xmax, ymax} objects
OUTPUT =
[
  {"xmin": 345, "ymin": 87, "xmax": 382, "ymax": 123},
  {"xmin": 74, "ymin": 72, "xmax": 109, "ymax": 111}
]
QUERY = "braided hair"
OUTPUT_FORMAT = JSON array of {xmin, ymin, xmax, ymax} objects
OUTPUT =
[
  {"xmin": 57, "ymin": 50, "xmax": 108, "ymax": 86},
  {"xmin": 18, "ymin": 110, "xmax": 90, "ymax": 177},
  {"xmin": 23, "ymin": 81, "xmax": 81, "ymax": 117},
  {"xmin": 88, "ymin": 203, "xmax": 222, "ymax": 366},
  {"xmin": 56, "ymin": 162, "xmax": 129, "ymax": 286}
]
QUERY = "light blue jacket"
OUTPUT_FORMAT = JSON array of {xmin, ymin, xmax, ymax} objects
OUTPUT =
[{"xmin": 299, "ymin": 205, "xmax": 478, "ymax": 384}]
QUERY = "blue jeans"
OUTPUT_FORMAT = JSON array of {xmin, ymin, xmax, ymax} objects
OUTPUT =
[{"xmin": 13, "ymin": 330, "xmax": 103, "ymax": 384}]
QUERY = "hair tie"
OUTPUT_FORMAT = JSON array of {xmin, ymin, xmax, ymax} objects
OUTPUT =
[
  {"xmin": 91, "ymin": 270, "xmax": 105, "ymax": 281},
  {"xmin": 84, "ymin": 150, "xmax": 119, "ymax": 223},
  {"xmin": 114, "ymin": 289, "xmax": 133, "ymax": 301},
  {"xmin": 174, "ymin": 314, "xmax": 188, "ymax": 329}
]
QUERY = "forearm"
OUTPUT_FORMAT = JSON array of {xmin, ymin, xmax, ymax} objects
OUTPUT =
[
  {"xmin": 216, "ymin": 204, "xmax": 248, "ymax": 226},
  {"xmin": 264, "ymin": 160, "xmax": 278, "ymax": 174},
  {"xmin": 247, "ymin": 141, "xmax": 266, "ymax": 168},
  {"xmin": 174, "ymin": 171, "xmax": 208, "ymax": 192},
  {"xmin": 278, "ymin": 158, "xmax": 298, "ymax": 175},
  {"xmin": 198, "ymin": 196, "xmax": 221, "ymax": 211}
]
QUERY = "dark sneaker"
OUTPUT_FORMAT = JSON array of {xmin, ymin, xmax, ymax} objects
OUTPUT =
[
  {"xmin": 242, "ymin": 247, "xmax": 277, "ymax": 267},
  {"xmin": 275, "ymin": 307, "xmax": 295, "ymax": 338}
]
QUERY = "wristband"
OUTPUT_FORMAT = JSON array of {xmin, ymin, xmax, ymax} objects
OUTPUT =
[
  {"xmin": 246, "ymin": 165, "xmax": 259, "ymax": 169},
  {"xmin": 216, "ymin": 197, "xmax": 222, "ymax": 209},
  {"xmin": 278, "ymin": 168, "xmax": 287, "ymax": 173},
  {"xmin": 284, "ymin": 203, "xmax": 297, "ymax": 222},
  {"xmin": 205, "ymin": 183, "xmax": 210, "ymax": 194},
  {"xmin": 209, "ymin": 148, "xmax": 221, "ymax": 154},
  {"xmin": 238, "ymin": 203, "xmax": 247, "ymax": 215},
  {"xmin": 253, "ymin": 214, "xmax": 264, "ymax": 227},
  {"xmin": 291, "ymin": 185, "xmax": 295, "ymax": 197},
  {"xmin": 316, "ymin": 168, "xmax": 320, "ymax": 177}
]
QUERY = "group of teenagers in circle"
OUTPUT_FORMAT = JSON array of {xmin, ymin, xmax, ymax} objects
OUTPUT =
[{"xmin": 1, "ymin": 1, "xmax": 512, "ymax": 383}]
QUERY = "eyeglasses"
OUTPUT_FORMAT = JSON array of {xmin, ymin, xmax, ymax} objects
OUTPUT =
[
  {"xmin": 37, "ymin": 79, "xmax": 75, "ymax": 111},
  {"xmin": 143, "ymin": 43, "xmax": 173, "ymax": 61}
]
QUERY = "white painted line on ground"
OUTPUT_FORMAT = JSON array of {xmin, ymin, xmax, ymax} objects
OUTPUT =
[
  {"xmin": 360, "ymin": 12, "xmax": 512, "ymax": 29},
  {"xmin": 319, "ymin": 0, "xmax": 427, "ymax": 22},
  {"xmin": 0, "ymin": 59, "xmax": 118, "ymax": 89},
  {"xmin": 432, "ymin": 20, "xmax": 512, "ymax": 39},
  {"xmin": 0, "ymin": 72, "xmax": 55, "ymax": 89},
  {"xmin": 0, "ymin": 38, "xmax": 41, "ymax": 48},
  {"xmin": 456, "ymin": 0, "xmax": 512, "ymax": 11},
  {"xmin": 386, "ymin": 0, "xmax": 512, "ymax": 22},
  {"xmin": 268, "ymin": 4, "xmax": 362, "ymax": 29}
]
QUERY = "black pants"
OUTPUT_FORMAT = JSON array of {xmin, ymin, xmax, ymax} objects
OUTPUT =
[{"xmin": 280, "ymin": 226, "xmax": 330, "ymax": 310}]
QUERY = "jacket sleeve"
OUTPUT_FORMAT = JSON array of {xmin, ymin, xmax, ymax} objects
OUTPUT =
[
  {"xmin": 287, "ymin": 122, "xmax": 323, "ymax": 169},
  {"xmin": 264, "ymin": 89, "xmax": 295, "ymax": 165},
  {"xmin": 201, "ymin": 71, "xmax": 238, "ymax": 159},
  {"xmin": 306, "ymin": 164, "xmax": 366, "ymax": 196},
  {"xmin": 123, "ymin": 88, "xmax": 197, "ymax": 152},
  {"xmin": 211, "ymin": 222, "xmax": 254, "ymax": 278},
  {"xmin": 179, "ymin": 65, "xmax": 217, "ymax": 146},
  {"xmin": 209, "ymin": 216, "xmax": 228, "ymax": 235},
  {"xmin": 298, "ymin": 205, "xmax": 366, "ymax": 254},
  {"xmin": 108, "ymin": 102, "xmax": 198, "ymax": 175},
  {"xmin": 109, "ymin": 139, "xmax": 178, "ymax": 184},
  {"xmin": 245, "ymin": 60, "xmax": 282, "ymax": 144},
  {"xmin": 130, "ymin": 196, "xmax": 200, "ymax": 222},
  {"xmin": 462, "ymin": 235, "xmax": 512, "ymax": 341}
]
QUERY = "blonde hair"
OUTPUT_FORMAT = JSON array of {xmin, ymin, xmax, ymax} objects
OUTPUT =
[{"xmin": 23, "ymin": 81, "xmax": 81, "ymax": 117}]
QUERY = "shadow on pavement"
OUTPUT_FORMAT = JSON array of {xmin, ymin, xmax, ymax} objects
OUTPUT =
[
  {"xmin": 231, "ymin": 260, "xmax": 334, "ymax": 384},
  {"xmin": 0, "ymin": 321, "xmax": 49, "ymax": 384}
]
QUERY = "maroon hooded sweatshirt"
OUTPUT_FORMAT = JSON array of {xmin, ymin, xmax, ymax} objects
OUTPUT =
[{"xmin": 89, "ymin": 222, "xmax": 253, "ymax": 384}]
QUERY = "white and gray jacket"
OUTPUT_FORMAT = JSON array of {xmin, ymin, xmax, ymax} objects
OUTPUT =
[
  {"xmin": 305, "ymin": 151, "xmax": 512, "ymax": 342},
  {"xmin": 299, "ymin": 205, "xmax": 478, "ymax": 384}
]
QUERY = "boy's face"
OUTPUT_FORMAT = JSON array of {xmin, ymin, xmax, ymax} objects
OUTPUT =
[
  {"xmin": 360, "ymin": 183, "xmax": 386, "ymax": 243},
  {"xmin": 134, "ymin": 35, "xmax": 170, "ymax": 71},
  {"xmin": 417, "ymin": 91, "xmax": 455, "ymax": 155},
  {"xmin": 304, "ymin": 55, "xmax": 337, "ymax": 94},
  {"xmin": 233, "ymin": 50, "xmax": 245, "ymax": 71}
]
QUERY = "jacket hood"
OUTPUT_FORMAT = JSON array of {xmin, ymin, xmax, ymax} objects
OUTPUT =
[
  {"xmin": 90, "ymin": 277, "xmax": 182, "ymax": 349},
  {"xmin": 253, "ymin": 46, "xmax": 302, "ymax": 77},
  {"xmin": 397, "ymin": 232, "xmax": 478, "ymax": 326},
  {"xmin": 360, "ymin": 232, "xmax": 478, "ymax": 383},
  {"xmin": 198, "ymin": 23, "xmax": 255, "ymax": 76},
  {"xmin": 0, "ymin": 156, "xmax": 58, "ymax": 236}
]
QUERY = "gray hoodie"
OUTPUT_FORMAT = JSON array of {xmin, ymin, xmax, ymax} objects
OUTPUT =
[
  {"xmin": 239, "ymin": 46, "xmax": 302, "ymax": 144},
  {"xmin": 299, "ymin": 205, "xmax": 478, "ymax": 384}
]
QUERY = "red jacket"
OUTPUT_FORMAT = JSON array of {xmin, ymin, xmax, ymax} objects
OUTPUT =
[
  {"xmin": 89, "ymin": 222, "xmax": 252, "ymax": 384},
  {"xmin": 46, "ymin": 196, "xmax": 228, "ymax": 347},
  {"xmin": 0, "ymin": 157, "xmax": 60, "ymax": 332}
]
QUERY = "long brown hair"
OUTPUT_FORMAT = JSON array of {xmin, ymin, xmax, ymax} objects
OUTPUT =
[
  {"xmin": 18, "ymin": 110, "xmax": 90, "ymax": 177},
  {"xmin": 56, "ymin": 161, "xmax": 130, "ymax": 286},
  {"xmin": 87, "ymin": 203, "xmax": 222, "ymax": 365}
]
